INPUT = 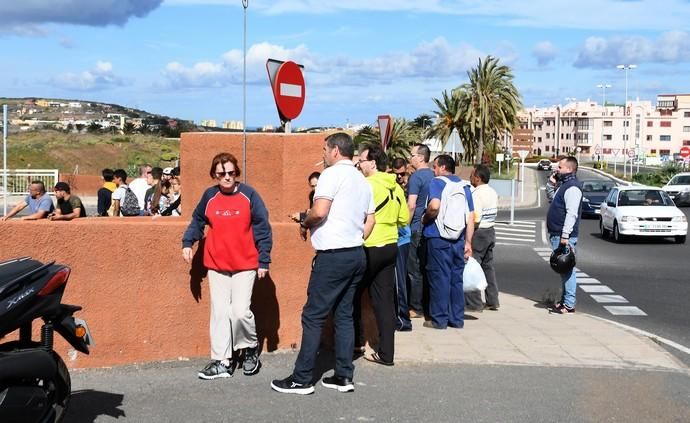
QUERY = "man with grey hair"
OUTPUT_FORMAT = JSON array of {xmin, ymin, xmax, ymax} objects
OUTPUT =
[
  {"xmin": 272, "ymin": 132, "xmax": 375, "ymax": 395},
  {"xmin": 1, "ymin": 180, "xmax": 55, "ymax": 221}
]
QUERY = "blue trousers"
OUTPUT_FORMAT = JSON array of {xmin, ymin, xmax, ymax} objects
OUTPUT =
[
  {"xmin": 395, "ymin": 242, "xmax": 411, "ymax": 330},
  {"xmin": 292, "ymin": 247, "xmax": 366, "ymax": 384},
  {"xmin": 426, "ymin": 237, "xmax": 466, "ymax": 328},
  {"xmin": 549, "ymin": 235, "xmax": 578, "ymax": 308}
]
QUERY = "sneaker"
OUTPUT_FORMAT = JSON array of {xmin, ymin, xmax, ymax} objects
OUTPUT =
[
  {"xmin": 550, "ymin": 303, "xmax": 575, "ymax": 314},
  {"xmin": 243, "ymin": 347, "xmax": 261, "ymax": 376},
  {"xmin": 321, "ymin": 375, "xmax": 355, "ymax": 393},
  {"xmin": 422, "ymin": 320, "xmax": 446, "ymax": 330},
  {"xmin": 198, "ymin": 360, "xmax": 233, "ymax": 380},
  {"xmin": 271, "ymin": 375, "xmax": 315, "ymax": 395}
]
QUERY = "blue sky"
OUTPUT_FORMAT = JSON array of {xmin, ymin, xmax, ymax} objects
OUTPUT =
[{"xmin": 1, "ymin": 0, "xmax": 690, "ymax": 128}]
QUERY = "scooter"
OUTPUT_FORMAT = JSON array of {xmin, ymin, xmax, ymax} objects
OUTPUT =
[{"xmin": 0, "ymin": 257, "xmax": 93, "ymax": 423}]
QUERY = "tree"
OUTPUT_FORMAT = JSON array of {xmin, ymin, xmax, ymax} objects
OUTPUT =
[
  {"xmin": 458, "ymin": 55, "xmax": 522, "ymax": 164},
  {"xmin": 355, "ymin": 118, "xmax": 416, "ymax": 161},
  {"xmin": 87, "ymin": 122, "xmax": 102, "ymax": 134},
  {"xmin": 123, "ymin": 122, "xmax": 136, "ymax": 134},
  {"xmin": 427, "ymin": 90, "xmax": 475, "ymax": 161}
]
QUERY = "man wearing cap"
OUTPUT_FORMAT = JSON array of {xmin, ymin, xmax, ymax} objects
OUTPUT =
[
  {"xmin": 162, "ymin": 167, "xmax": 174, "ymax": 182},
  {"xmin": 1, "ymin": 180, "xmax": 54, "ymax": 221},
  {"xmin": 50, "ymin": 182, "xmax": 87, "ymax": 221}
]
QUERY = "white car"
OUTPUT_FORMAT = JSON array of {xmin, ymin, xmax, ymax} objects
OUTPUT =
[
  {"xmin": 599, "ymin": 186, "xmax": 688, "ymax": 244},
  {"xmin": 662, "ymin": 172, "xmax": 690, "ymax": 206}
]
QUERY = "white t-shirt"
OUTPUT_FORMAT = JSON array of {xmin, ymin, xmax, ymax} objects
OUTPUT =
[
  {"xmin": 112, "ymin": 184, "xmax": 128, "ymax": 216},
  {"xmin": 310, "ymin": 160, "xmax": 375, "ymax": 251},
  {"xmin": 128, "ymin": 177, "xmax": 150, "ymax": 210}
]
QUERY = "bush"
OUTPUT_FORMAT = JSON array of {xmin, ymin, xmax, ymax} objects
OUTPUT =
[{"xmin": 631, "ymin": 163, "xmax": 684, "ymax": 187}]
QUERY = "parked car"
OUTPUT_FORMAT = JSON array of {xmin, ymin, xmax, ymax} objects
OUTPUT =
[
  {"xmin": 599, "ymin": 186, "xmax": 688, "ymax": 243},
  {"xmin": 537, "ymin": 159, "xmax": 552, "ymax": 171},
  {"xmin": 580, "ymin": 180, "xmax": 616, "ymax": 218},
  {"xmin": 662, "ymin": 172, "xmax": 690, "ymax": 206}
]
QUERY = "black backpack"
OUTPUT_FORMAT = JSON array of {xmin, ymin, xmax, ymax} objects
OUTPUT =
[{"xmin": 120, "ymin": 187, "xmax": 141, "ymax": 216}]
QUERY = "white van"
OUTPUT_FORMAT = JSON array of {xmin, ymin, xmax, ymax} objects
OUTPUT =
[{"xmin": 662, "ymin": 172, "xmax": 690, "ymax": 206}]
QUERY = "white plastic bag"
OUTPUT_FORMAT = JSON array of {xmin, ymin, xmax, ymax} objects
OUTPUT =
[{"xmin": 463, "ymin": 257, "xmax": 488, "ymax": 292}]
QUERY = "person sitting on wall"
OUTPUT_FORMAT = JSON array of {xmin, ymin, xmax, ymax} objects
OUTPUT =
[
  {"xmin": 49, "ymin": 182, "xmax": 87, "ymax": 221},
  {"xmin": 1, "ymin": 180, "xmax": 55, "ymax": 221},
  {"xmin": 97, "ymin": 168, "xmax": 116, "ymax": 216}
]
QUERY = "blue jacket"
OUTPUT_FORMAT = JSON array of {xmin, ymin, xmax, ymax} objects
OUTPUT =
[{"xmin": 547, "ymin": 177, "xmax": 583, "ymax": 238}]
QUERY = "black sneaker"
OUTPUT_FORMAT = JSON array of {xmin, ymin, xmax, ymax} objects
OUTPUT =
[
  {"xmin": 550, "ymin": 303, "xmax": 575, "ymax": 314},
  {"xmin": 198, "ymin": 360, "xmax": 233, "ymax": 380},
  {"xmin": 243, "ymin": 347, "xmax": 261, "ymax": 376},
  {"xmin": 270, "ymin": 375, "xmax": 315, "ymax": 395},
  {"xmin": 321, "ymin": 375, "xmax": 354, "ymax": 393}
]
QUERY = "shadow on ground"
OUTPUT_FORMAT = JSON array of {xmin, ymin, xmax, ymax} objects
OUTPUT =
[{"xmin": 63, "ymin": 390, "xmax": 125, "ymax": 423}]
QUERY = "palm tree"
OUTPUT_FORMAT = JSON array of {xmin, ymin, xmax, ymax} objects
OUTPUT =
[
  {"xmin": 427, "ymin": 90, "xmax": 476, "ymax": 161},
  {"xmin": 458, "ymin": 55, "xmax": 522, "ymax": 164},
  {"xmin": 355, "ymin": 118, "xmax": 416, "ymax": 161}
]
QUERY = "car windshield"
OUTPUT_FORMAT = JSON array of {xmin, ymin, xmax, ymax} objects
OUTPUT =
[
  {"xmin": 617, "ymin": 189, "xmax": 674, "ymax": 206},
  {"xmin": 668, "ymin": 175, "xmax": 690, "ymax": 185},
  {"xmin": 581, "ymin": 181, "xmax": 615, "ymax": 193}
]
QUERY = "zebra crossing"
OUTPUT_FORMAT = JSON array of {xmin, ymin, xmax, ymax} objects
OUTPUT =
[
  {"xmin": 494, "ymin": 220, "xmax": 538, "ymax": 246},
  {"xmin": 533, "ymin": 247, "xmax": 647, "ymax": 317}
]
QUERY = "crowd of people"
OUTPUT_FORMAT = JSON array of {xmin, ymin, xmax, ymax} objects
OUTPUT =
[{"xmin": 0, "ymin": 164, "xmax": 182, "ymax": 220}]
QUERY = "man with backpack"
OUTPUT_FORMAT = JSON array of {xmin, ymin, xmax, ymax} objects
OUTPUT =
[
  {"xmin": 420, "ymin": 154, "xmax": 474, "ymax": 330},
  {"xmin": 112, "ymin": 169, "xmax": 141, "ymax": 217}
]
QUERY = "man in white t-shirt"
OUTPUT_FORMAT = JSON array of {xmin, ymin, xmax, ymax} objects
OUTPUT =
[
  {"xmin": 272, "ymin": 132, "xmax": 375, "ymax": 396},
  {"xmin": 111, "ymin": 168, "xmax": 129, "ymax": 217},
  {"xmin": 128, "ymin": 164, "xmax": 152, "ymax": 211}
]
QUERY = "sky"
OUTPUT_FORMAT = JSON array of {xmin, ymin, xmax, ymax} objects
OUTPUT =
[{"xmin": 1, "ymin": 0, "xmax": 690, "ymax": 128}]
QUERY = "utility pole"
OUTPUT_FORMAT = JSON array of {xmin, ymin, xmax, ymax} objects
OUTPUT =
[
  {"xmin": 597, "ymin": 84, "xmax": 611, "ymax": 106},
  {"xmin": 617, "ymin": 64, "xmax": 636, "ymax": 178}
]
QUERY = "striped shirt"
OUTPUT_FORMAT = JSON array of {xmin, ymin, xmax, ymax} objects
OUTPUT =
[{"xmin": 472, "ymin": 183, "xmax": 498, "ymax": 229}]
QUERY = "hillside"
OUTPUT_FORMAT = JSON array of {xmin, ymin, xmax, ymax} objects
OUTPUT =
[{"xmin": 6, "ymin": 130, "xmax": 179, "ymax": 176}]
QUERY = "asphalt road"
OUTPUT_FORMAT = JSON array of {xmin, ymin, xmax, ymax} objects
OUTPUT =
[
  {"xmin": 497, "ymin": 167, "xmax": 690, "ymax": 366},
  {"xmin": 64, "ymin": 355, "xmax": 690, "ymax": 423}
]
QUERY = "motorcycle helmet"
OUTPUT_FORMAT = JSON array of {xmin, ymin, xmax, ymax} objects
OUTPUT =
[{"xmin": 550, "ymin": 243, "xmax": 576, "ymax": 274}]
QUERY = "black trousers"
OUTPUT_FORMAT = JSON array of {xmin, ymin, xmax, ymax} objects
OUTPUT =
[
  {"xmin": 465, "ymin": 227, "xmax": 500, "ymax": 309},
  {"xmin": 353, "ymin": 243, "xmax": 398, "ymax": 363}
]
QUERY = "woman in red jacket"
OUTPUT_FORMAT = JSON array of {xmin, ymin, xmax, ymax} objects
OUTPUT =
[{"xmin": 182, "ymin": 152, "xmax": 272, "ymax": 380}]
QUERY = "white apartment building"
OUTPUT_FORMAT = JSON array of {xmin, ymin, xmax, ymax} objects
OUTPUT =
[{"xmin": 520, "ymin": 93, "xmax": 690, "ymax": 164}]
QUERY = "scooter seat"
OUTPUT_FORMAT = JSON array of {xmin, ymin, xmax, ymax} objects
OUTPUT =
[{"xmin": 0, "ymin": 258, "xmax": 48, "ymax": 298}]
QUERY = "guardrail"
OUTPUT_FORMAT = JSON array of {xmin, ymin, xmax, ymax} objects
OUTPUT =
[{"xmin": 0, "ymin": 169, "xmax": 59, "ymax": 196}]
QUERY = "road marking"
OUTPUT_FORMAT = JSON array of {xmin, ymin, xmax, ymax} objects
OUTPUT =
[
  {"xmin": 496, "ymin": 227, "xmax": 535, "ymax": 234},
  {"xmin": 580, "ymin": 285, "xmax": 614, "ymax": 293},
  {"xmin": 496, "ymin": 236, "xmax": 535, "ymax": 242},
  {"xmin": 603, "ymin": 306, "xmax": 647, "ymax": 316},
  {"xmin": 591, "ymin": 294, "xmax": 629, "ymax": 303},
  {"xmin": 541, "ymin": 221, "xmax": 547, "ymax": 245},
  {"xmin": 496, "ymin": 220, "xmax": 536, "ymax": 226},
  {"xmin": 496, "ymin": 242, "xmax": 532, "ymax": 247},
  {"xmin": 577, "ymin": 277, "xmax": 599, "ymax": 284},
  {"xmin": 534, "ymin": 247, "xmax": 552, "ymax": 252}
]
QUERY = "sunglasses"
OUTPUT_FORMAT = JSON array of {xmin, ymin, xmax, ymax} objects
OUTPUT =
[{"xmin": 216, "ymin": 170, "xmax": 237, "ymax": 178}]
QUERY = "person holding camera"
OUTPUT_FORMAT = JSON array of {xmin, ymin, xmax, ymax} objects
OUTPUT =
[{"xmin": 545, "ymin": 156, "xmax": 583, "ymax": 314}]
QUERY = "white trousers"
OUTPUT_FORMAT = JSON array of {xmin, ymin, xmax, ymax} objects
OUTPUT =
[{"xmin": 208, "ymin": 269, "xmax": 258, "ymax": 360}]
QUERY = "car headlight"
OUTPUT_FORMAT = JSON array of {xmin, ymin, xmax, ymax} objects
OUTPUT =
[
  {"xmin": 621, "ymin": 216, "xmax": 639, "ymax": 222},
  {"xmin": 672, "ymin": 216, "xmax": 687, "ymax": 222},
  {"xmin": 682, "ymin": 187, "xmax": 690, "ymax": 193}
]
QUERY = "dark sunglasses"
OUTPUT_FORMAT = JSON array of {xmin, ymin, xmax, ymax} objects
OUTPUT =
[{"xmin": 216, "ymin": 170, "xmax": 237, "ymax": 178}]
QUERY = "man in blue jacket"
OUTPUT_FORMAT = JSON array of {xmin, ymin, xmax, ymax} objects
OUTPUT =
[{"xmin": 546, "ymin": 156, "xmax": 583, "ymax": 314}]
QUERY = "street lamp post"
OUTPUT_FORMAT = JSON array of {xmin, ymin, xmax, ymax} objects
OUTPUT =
[
  {"xmin": 596, "ymin": 84, "xmax": 611, "ymax": 107},
  {"xmin": 617, "ymin": 64, "xmax": 636, "ymax": 178}
]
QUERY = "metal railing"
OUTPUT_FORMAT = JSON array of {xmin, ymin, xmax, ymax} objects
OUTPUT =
[{"xmin": 0, "ymin": 169, "xmax": 59, "ymax": 196}]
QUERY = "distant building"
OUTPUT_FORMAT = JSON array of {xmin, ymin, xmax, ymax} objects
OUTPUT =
[
  {"xmin": 68, "ymin": 102, "xmax": 82, "ymax": 108},
  {"xmin": 200, "ymin": 119, "xmax": 217, "ymax": 127},
  {"xmin": 222, "ymin": 120, "xmax": 243, "ymax": 130}
]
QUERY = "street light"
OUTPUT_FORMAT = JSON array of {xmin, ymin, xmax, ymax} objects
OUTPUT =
[
  {"xmin": 617, "ymin": 64, "xmax": 636, "ymax": 178},
  {"xmin": 596, "ymin": 84, "xmax": 611, "ymax": 106}
]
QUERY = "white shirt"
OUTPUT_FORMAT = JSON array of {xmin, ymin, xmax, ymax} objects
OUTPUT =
[
  {"xmin": 112, "ymin": 184, "xmax": 128, "ymax": 217},
  {"xmin": 471, "ymin": 183, "xmax": 498, "ymax": 229},
  {"xmin": 310, "ymin": 160, "xmax": 375, "ymax": 251},
  {"xmin": 129, "ymin": 177, "xmax": 150, "ymax": 210}
]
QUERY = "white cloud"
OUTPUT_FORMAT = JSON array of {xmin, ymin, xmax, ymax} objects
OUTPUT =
[
  {"xmin": 50, "ymin": 62, "xmax": 126, "ymax": 91},
  {"xmin": 163, "ymin": 37, "xmax": 486, "ymax": 89},
  {"xmin": 163, "ymin": 0, "xmax": 690, "ymax": 31},
  {"xmin": 0, "ymin": 1, "xmax": 162, "ymax": 29},
  {"xmin": 574, "ymin": 31, "xmax": 690, "ymax": 68},
  {"xmin": 532, "ymin": 41, "xmax": 557, "ymax": 67}
]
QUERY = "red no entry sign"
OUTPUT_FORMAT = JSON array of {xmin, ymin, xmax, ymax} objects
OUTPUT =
[
  {"xmin": 267, "ymin": 60, "xmax": 306, "ymax": 121},
  {"xmin": 680, "ymin": 146, "xmax": 690, "ymax": 158}
]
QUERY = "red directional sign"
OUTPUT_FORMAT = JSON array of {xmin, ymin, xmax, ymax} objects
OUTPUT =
[
  {"xmin": 377, "ymin": 115, "xmax": 392, "ymax": 150},
  {"xmin": 681, "ymin": 146, "xmax": 690, "ymax": 158},
  {"xmin": 269, "ymin": 60, "xmax": 306, "ymax": 121}
]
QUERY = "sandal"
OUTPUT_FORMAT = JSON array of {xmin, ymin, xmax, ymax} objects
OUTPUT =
[{"xmin": 364, "ymin": 352, "xmax": 394, "ymax": 366}]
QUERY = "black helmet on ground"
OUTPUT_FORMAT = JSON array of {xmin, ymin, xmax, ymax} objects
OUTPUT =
[{"xmin": 550, "ymin": 243, "xmax": 576, "ymax": 274}]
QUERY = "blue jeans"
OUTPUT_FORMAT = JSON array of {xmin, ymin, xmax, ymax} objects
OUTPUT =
[
  {"xmin": 426, "ymin": 237, "xmax": 466, "ymax": 328},
  {"xmin": 292, "ymin": 247, "xmax": 366, "ymax": 384},
  {"xmin": 549, "ymin": 235, "xmax": 578, "ymax": 308}
]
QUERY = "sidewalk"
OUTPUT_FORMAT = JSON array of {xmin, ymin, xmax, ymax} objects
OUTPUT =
[
  {"xmin": 394, "ymin": 293, "xmax": 686, "ymax": 372},
  {"xmin": 497, "ymin": 165, "xmax": 540, "ymax": 210}
]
